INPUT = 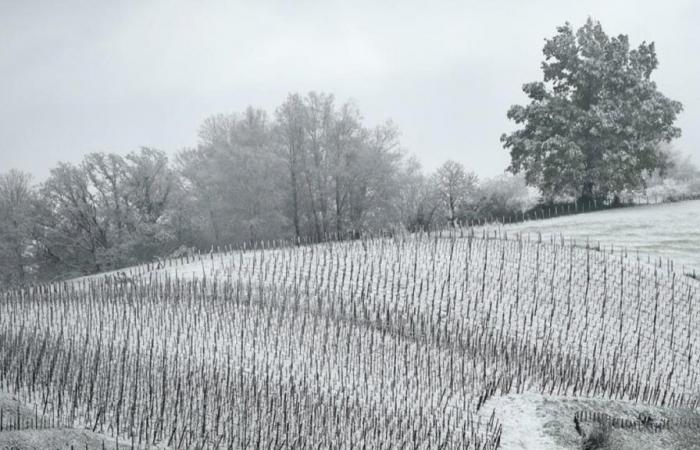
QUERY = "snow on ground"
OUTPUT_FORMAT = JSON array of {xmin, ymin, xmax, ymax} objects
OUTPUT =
[
  {"xmin": 482, "ymin": 392, "xmax": 700, "ymax": 449},
  {"xmin": 481, "ymin": 392, "xmax": 564, "ymax": 450},
  {"xmin": 493, "ymin": 200, "xmax": 700, "ymax": 275},
  {"xmin": 39, "ymin": 202, "xmax": 700, "ymax": 447},
  {"xmin": 78, "ymin": 200, "xmax": 700, "ymax": 287},
  {"xmin": 0, "ymin": 428, "xmax": 135, "ymax": 449},
  {"xmin": 0, "ymin": 393, "xmax": 133, "ymax": 449}
]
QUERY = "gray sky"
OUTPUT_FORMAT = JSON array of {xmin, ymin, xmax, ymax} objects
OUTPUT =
[{"xmin": 1, "ymin": 0, "xmax": 698, "ymax": 180}]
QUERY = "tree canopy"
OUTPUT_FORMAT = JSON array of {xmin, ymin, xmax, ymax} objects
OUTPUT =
[
  {"xmin": 37, "ymin": 148, "xmax": 178, "ymax": 275},
  {"xmin": 432, "ymin": 160, "xmax": 478, "ymax": 227},
  {"xmin": 501, "ymin": 18, "xmax": 683, "ymax": 202},
  {"xmin": 0, "ymin": 170, "xmax": 36, "ymax": 285}
]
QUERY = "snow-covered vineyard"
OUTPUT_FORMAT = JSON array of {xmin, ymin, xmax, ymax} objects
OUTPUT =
[{"xmin": 0, "ymin": 229, "xmax": 699, "ymax": 448}]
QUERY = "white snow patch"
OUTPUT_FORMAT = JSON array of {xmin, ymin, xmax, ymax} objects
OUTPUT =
[{"xmin": 482, "ymin": 392, "xmax": 568, "ymax": 450}]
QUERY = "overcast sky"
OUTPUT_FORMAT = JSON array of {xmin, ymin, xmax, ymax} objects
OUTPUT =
[{"xmin": 1, "ymin": 0, "xmax": 698, "ymax": 181}]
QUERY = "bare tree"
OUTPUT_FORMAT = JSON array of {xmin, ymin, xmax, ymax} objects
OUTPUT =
[
  {"xmin": 0, "ymin": 170, "xmax": 36, "ymax": 286},
  {"xmin": 179, "ymin": 107, "xmax": 287, "ymax": 244},
  {"xmin": 346, "ymin": 121, "xmax": 403, "ymax": 232},
  {"xmin": 37, "ymin": 149, "xmax": 179, "ymax": 275},
  {"xmin": 396, "ymin": 157, "xmax": 440, "ymax": 232},
  {"xmin": 276, "ymin": 94, "xmax": 307, "ymax": 239},
  {"xmin": 38, "ymin": 162, "xmax": 109, "ymax": 273},
  {"xmin": 432, "ymin": 160, "xmax": 478, "ymax": 227}
]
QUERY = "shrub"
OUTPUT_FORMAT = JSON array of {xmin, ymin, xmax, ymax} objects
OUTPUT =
[{"xmin": 581, "ymin": 421, "xmax": 612, "ymax": 450}]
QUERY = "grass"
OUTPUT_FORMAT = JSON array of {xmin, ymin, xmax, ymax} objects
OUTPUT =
[{"xmin": 581, "ymin": 422, "xmax": 612, "ymax": 450}]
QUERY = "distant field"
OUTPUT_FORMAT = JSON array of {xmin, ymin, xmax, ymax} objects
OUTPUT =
[{"xmin": 495, "ymin": 199, "xmax": 700, "ymax": 275}]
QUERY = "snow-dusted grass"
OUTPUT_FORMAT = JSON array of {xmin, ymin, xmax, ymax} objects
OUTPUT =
[
  {"xmin": 493, "ymin": 199, "xmax": 700, "ymax": 275},
  {"xmin": 0, "ymin": 428, "xmax": 133, "ymax": 450},
  {"xmin": 481, "ymin": 393, "xmax": 700, "ymax": 449},
  {"xmin": 0, "ymin": 393, "xmax": 135, "ymax": 448},
  {"xmin": 1, "ymin": 229, "xmax": 699, "ymax": 448}
]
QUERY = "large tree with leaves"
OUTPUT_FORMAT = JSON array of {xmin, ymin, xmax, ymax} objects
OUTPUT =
[{"xmin": 501, "ymin": 18, "xmax": 683, "ymax": 202}]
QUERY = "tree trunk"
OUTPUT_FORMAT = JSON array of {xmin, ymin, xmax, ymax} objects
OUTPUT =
[
  {"xmin": 289, "ymin": 164, "xmax": 301, "ymax": 240},
  {"xmin": 579, "ymin": 181, "xmax": 595, "ymax": 205},
  {"xmin": 208, "ymin": 209, "xmax": 221, "ymax": 243},
  {"xmin": 335, "ymin": 184, "xmax": 342, "ymax": 236}
]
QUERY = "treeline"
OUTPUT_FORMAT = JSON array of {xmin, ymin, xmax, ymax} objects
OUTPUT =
[{"xmin": 0, "ymin": 92, "xmax": 538, "ymax": 287}]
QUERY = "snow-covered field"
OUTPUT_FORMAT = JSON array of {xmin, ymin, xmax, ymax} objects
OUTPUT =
[
  {"xmin": 494, "ymin": 199, "xmax": 700, "ymax": 275},
  {"xmin": 1, "ymin": 224, "xmax": 699, "ymax": 448}
]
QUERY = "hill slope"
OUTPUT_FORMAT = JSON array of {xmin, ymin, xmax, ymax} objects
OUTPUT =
[
  {"xmin": 1, "ymin": 231, "xmax": 699, "ymax": 448},
  {"xmin": 493, "ymin": 199, "xmax": 700, "ymax": 275}
]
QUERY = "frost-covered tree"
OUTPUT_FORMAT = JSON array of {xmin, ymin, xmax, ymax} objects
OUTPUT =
[
  {"xmin": 501, "ymin": 18, "xmax": 683, "ymax": 202},
  {"xmin": 475, "ymin": 174, "xmax": 537, "ymax": 220},
  {"xmin": 432, "ymin": 160, "xmax": 478, "ymax": 227},
  {"xmin": 37, "ymin": 148, "xmax": 179, "ymax": 275},
  {"xmin": 395, "ymin": 157, "xmax": 439, "ymax": 232},
  {"xmin": 0, "ymin": 170, "xmax": 37, "ymax": 286},
  {"xmin": 275, "ymin": 93, "xmax": 404, "ymax": 239},
  {"xmin": 178, "ymin": 107, "xmax": 287, "ymax": 244}
]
